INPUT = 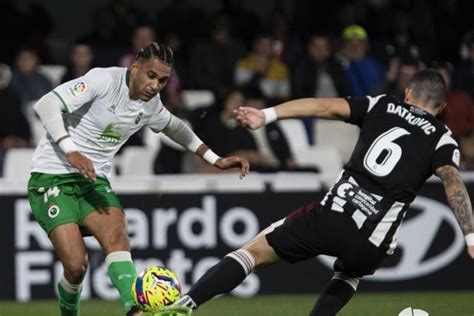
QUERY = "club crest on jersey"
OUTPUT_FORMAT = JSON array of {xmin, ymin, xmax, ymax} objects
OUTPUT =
[
  {"xmin": 48, "ymin": 205, "xmax": 60, "ymax": 218},
  {"xmin": 68, "ymin": 81, "xmax": 87, "ymax": 97},
  {"xmin": 135, "ymin": 112, "xmax": 143, "ymax": 124}
]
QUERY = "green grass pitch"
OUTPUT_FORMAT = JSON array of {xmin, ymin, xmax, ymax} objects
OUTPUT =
[{"xmin": 1, "ymin": 292, "xmax": 473, "ymax": 316}]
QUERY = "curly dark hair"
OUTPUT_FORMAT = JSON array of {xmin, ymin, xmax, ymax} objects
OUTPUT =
[{"xmin": 135, "ymin": 42, "xmax": 174, "ymax": 66}]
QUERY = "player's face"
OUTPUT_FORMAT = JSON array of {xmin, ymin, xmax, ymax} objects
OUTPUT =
[{"xmin": 131, "ymin": 58, "xmax": 171, "ymax": 101}]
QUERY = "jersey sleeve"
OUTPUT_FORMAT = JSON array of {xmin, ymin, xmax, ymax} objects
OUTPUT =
[
  {"xmin": 344, "ymin": 94, "xmax": 386, "ymax": 126},
  {"xmin": 147, "ymin": 98, "xmax": 172, "ymax": 132},
  {"xmin": 432, "ymin": 132, "xmax": 460, "ymax": 171},
  {"xmin": 52, "ymin": 68, "xmax": 112, "ymax": 113}
]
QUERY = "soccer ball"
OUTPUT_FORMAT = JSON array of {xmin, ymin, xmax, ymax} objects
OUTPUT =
[{"xmin": 131, "ymin": 266, "xmax": 182, "ymax": 312}]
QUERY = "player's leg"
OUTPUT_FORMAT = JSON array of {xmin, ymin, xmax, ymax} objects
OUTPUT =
[
  {"xmin": 309, "ymin": 207, "xmax": 387, "ymax": 316},
  {"xmin": 175, "ymin": 229, "xmax": 281, "ymax": 310},
  {"xmin": 28, "ymin": 174, "xmax": 87, "ymax": 316},
  {"xmin": 309, "ymin": 269, "xmax": 360, "ymax": 316},
  {"xmin": 49, "ymin": 223, "xmax": 88, "ymax": 316},
  {"xmin": 83, "ymin": 206, "xmax": 137, "ymax": 315}
]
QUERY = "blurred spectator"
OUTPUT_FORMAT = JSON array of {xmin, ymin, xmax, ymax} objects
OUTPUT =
[
  {"xmin": 386, "ymin": 56, "xmax": 422, "ymax": 100},
  {"xmin": 436, "ymin": 62, "xmax": 474, "ymax": 141},
  {"xmin": 106, "ymin": 0, "xmax": 147, "ymax": 43},
  {"xmin": 0, "ymin": 0, "xmax": 53, "ymax": 64},
  {"xmin": 79, "ymin": 6, "xmax": 127, "ymax": 67},
  {"xmin": 292, "ymin": 33, "xmax": 352, "ymax": 143},
  {"xmin": 373, "ymin": 7, "xmax": 421, "ymax": 65},
  {"xmin": 185, "ymin": 88, "xmax": 255, "ymax": 173},
  {"xmin": 267, "ymin": 8, "xmax": 304, "ymax": 69},
  {"xmin": 218, "ymin": 0, "xmax": 261, "ymax": 46},
  {"xmin": 10, "ymin": 48, "xmax": 52, "ymax": 114},
  {"xmin": 162, "ymin": 32, "xmax": 190, "ymax": 88},
  {"xmin": 235, "ymin": 33, "xmax": 290, "ymax": 101},
  {"xmin": 454, "ymin": 32, "xmax": 474, "ymax": 99},
  {"xmin": 293, "ymin": 34, "xmax": 352, "ymax": 99},
  {"xmin": 0, "ymin": 64, "xmax": 31, "ymax": 175},
  {"xmin": 459, "ymin": 130, "xmax": 474, "ymax": 171},
  {"xmin": 118, "ymin": 25, "xmax": 155, "ymax": 67},
  {"xmin": 155, "ymin": 0, "xmax": 207, "ymax": 57},
  {"xmin": 339, "ymin": 25, "xmax": 386, "ymax": 96},
  {"xmin": 243, "ymin": 86, "xmax": 295, "ymax": 171},
  {"xmin": 190, "ymin": 14, "xmax": 245, "ymax": 96},
  {"xmin": 61, "ymin": 42, "xmax": 94, "ymax": 83},
  {"xmin": 187, "ymin": 87, "xmax": 293, "ymax": 173}
]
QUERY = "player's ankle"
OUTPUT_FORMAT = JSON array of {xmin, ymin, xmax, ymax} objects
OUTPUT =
[{"xmin": 174, "ymin": 295, "xmax": 197, "ymax": 310}]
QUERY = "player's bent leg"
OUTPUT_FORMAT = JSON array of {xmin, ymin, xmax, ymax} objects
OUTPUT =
[
  {"xmin": 310, "ymin": 271, "xmax": 360, "ymax": 316},
  {"xmin": 83, "ymin": 207, "xmax": 138, "ymax": 315},
  {"xmin": 242, "ymin": 231, "xmax": 281, "ymax": 268},
  {"xmin": 174, "ymin": 231, "xmax": 282, "ymax": 311},
  {"xmin": 49, "ymin": 223, "xmax": 88, "ymax": 316}
]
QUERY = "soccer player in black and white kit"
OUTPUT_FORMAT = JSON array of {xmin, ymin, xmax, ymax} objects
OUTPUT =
[{"xmin": 167, "ymin": 69, "xmax": 474, "ymax": 315}]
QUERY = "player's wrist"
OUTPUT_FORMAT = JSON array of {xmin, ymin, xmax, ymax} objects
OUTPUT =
[
  {"xmin": 465, "ymin": 233, "xmax": 474, "ymax": 246},
  {"xmin": 203, "ymin": 149, "xmax": 220, "ymax": 165},
  {"xmin": 57, "ymin": 136, "xmax": 78, "ymax": 154},
  {"xmin": 262, "ymin": 107, "xmax": 277, "ymax": 124}
]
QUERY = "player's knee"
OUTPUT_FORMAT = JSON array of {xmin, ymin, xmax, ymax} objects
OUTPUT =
[
  {"xmin": 239, "ymin": 247, "xmax": 256, "ymax": 265},
  {"xmin": 63, "ymin": 258, "xmax": 88, "ymax": 281},
  {"xmin": 106, "ymin": 226, "xmax": 129, "ymax": 249},
  {"xmin": 243, "ymin": 243, "xmax": 275, "ymax": 268}
]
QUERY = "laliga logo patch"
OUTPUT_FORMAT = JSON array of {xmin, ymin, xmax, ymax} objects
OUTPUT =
[
  {"xmin": 48, "ymin": 205, "xmax": 60, "ymax": 218},
  {"xmin": 69, "ymin": 81, "xmax": 87, "ymax": 97}
]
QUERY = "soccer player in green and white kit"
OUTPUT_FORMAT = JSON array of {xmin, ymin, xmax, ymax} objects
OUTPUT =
[{"xmin": 27, "ymin": 43, "xmax": 249, "ymax": 316}]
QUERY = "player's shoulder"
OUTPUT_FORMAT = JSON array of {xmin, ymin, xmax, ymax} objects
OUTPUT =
[
  {"xmin": 369, "ymin": 94, "xmax": 398, "ymax": 106},
  {"xmin": 85, "ymin": 67, "xmax": 124, "ymax": 81}
]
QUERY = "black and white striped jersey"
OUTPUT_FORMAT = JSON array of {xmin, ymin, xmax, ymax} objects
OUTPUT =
[{"xmin": 321, "ymin": 94, "xmax": 460, "ymax": 254}]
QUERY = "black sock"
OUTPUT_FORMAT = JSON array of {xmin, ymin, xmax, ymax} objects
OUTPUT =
[
  {"xmin": 187, "ymin": 256, "xmax": 248, "ymax": 306},
  {"xmin": 310, "ymin": 278, "xmax": 357, "ymax": 316}
]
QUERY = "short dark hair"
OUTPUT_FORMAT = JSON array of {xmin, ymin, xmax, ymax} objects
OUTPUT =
[
  {"xmin": 408, "ymin": 68, "xmax": 446, "ymax": 109},
  {"xmin": 135, "ymin": 42, "xmax": 174, "ymax": 66}
]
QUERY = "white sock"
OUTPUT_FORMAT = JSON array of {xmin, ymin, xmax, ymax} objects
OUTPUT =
[
  {"xmin": 59, "ymin": 275, "xmax": 82, "ymax": 294},
  {"xmin": 105, "ymin": 251, "xmax": 132, "ymax": 266}
]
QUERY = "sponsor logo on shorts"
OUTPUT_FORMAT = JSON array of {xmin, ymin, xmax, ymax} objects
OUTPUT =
[
  {"xmin": 48, "ymin": 205, "xmax": 60, "ymax": 218},
  {"xmin": 69, "ymin": 81, "xmax": 87, "ymax": 96}
]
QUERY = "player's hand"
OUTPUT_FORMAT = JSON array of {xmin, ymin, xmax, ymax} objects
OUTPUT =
[
  {"xmin": 66, "ymin": 151, "xmax": 96, "ymax": 182},
  {"xmin": 234, "ymin": 106, "xmax": 265, "ymax": 130},
  {"xmin": 214, "ymin": 156, "xmax": 250, "ymax": 179},
  {"xmin": 467, "ymin": 245, "xmax": 474, "ymax": 260}
]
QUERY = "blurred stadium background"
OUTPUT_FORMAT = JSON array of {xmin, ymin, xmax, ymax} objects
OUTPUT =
[{"xmin": 0, "ymin": 0, "xmax": 474, "ymax": 315}]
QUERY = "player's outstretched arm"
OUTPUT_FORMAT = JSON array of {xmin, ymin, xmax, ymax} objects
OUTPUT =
[
  {"xmin": 162, "ymin": 115, "xmax": 249, "ymax": 179},
  {"xmin": 195, "ymin": 144, "xmax": 250, "ymax": 179},
  {"xmin": 234, "ymin": 98, "xmax": 351, "ymax": 130},
  {"xmin": 436, "ymin": 165, "xmax": 474, "ymax": 259}
]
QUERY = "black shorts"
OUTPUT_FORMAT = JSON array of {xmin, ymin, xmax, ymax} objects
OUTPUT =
[{"xmin": 265, "ymin": 200, "xmax": 387, "ymax": 277}]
